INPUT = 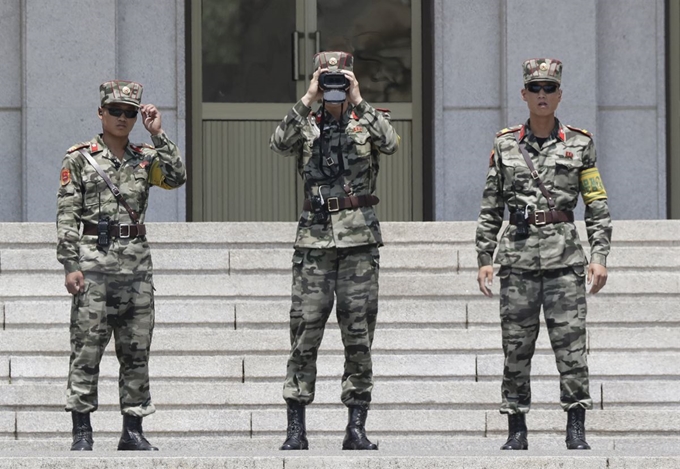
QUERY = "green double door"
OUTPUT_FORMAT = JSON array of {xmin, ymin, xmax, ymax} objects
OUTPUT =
[{"xmin": 190, "ymin": 0, "xmax": 422, "ymax": 221}]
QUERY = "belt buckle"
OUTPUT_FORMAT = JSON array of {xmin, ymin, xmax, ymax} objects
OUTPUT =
[
  {"xmin": 534, "ymin": 210, "xmax": 547, "ymax": 226},
  {"xmin": 118, "ymin": 224, "xmax": 131, "ymax": 239},
  {"xmin": 327, "ymin": 197, "xmax": 340, "ymax": 212}
]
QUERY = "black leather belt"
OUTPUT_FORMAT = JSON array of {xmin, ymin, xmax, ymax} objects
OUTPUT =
[
  {"xmin": 509, "ymin": 210, "xmax": 574, "ymax": 226},
  {"xmin": 82, "ymin": 223, "xmax": 146, "ymax": 239},
  {"xmin": 302, "ymin": 194, "xmax": 379, "ymax": 212}
]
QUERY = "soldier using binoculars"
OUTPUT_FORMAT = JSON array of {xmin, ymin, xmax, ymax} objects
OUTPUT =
[{"xmin": 270, "ymin": 51, "xmax": 400, "ymax": 451}]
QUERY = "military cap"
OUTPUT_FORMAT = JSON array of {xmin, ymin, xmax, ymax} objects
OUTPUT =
[
  {"xmin": 100, "ymin": 80, "xmax": 143, "ymax": 108},
  {"xmin": 522, "ymin": 58, "xmax": 562, "ymax": 85},
  {"xmin": 313, "ymin": 51, "xmax": 353, "ymax": 72}
]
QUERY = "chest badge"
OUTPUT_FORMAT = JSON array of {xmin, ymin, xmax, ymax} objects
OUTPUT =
[
  {"xmin": 565, "ymin": 151, "xmax": 574, "ymax": 159},
  {"xmin": 352, "ymin": 126, "xmax": 364, "ymax": 133}
]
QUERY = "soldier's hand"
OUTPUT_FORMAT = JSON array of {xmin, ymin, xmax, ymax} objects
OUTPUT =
[
  {"xmin": 65, "ymin": 271, "xmax": 85, "ymax": 295},
  {"xmin": 587, "ymin": 263, "xmax": 608, "ymax": 294},
  {"xmin": 477, "ymin": 266, "xmax": 495, "ymax": 297},
  {"xmin": 341, "ymin": 70, "xmax": 363, "ymax": 106},
  {"xmin": 140, "ymin": 104, "xmax": 163, "ymax": 136},
  {"xmin": 301, "ymin": 68, "xmax": 326, "ymax": 106}
]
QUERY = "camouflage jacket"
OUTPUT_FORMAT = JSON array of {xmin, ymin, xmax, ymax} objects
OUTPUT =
[
  {"xmin": 56, "ymin": 133, "xmax": 186, "ymax": 274},
  {"xmin": 270, "ymin": 99, "xmax": 400, "ymax": 249},
  {"xmin": 475, "ymin": 119, "xmax": 612, "ymax": 270}
]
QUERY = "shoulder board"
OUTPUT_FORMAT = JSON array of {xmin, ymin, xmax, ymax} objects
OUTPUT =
[
  {"xmin": 566, "ymin": 125, "xmax": 593, "ymax": 138},
  {"xmin": 66, "ymin": 142, "xmax": 89, "ymax": 154},
  {"xmin": 496, "ymin": 125, "xmax": 522, "ymax": 138},
  {"xmin": 375, "ymin": 108, "xmax": 391, "ymax": 113}
]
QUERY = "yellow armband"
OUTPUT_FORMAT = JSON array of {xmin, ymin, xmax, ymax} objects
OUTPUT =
[
  {"xmin": 148, "ymin": 159, "xmax": 174, "ymax": 190},
  {"xmin": 580, "ymin": 167, "xmax": 607, "ymax": 204}
]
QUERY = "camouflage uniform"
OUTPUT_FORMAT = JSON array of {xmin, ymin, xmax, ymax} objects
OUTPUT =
[
  {"xmin": 270, "ymin": 52, "xmax": 400, "ymax": 408},
  {"xmin": 475, "ymin": 59, "xmax": 612, "ymax": 415},
  {"xmin": 57, "ymin": 80, "xmax": 186, "ymax": 417}
]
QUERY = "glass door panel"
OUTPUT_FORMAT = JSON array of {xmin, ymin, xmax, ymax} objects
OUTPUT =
[
  {"xmin": 201, "ymin": 0, "xmax": 298, "ymax": 103},
  {"xmin": 317, "ymin": 0, "xmax": 412, "ymax": 103}
]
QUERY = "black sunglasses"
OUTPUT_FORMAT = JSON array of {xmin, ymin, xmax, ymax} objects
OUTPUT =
[
  {"xmin": 526, "ymin": 83, "xmax": 559, "ymax": 94},
  {"xmin": 105, "ymin": 107, "xmax": 138, "ymax": 119}
]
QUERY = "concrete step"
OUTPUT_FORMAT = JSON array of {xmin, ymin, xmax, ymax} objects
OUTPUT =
[
  {"xmin": 0, "ymin": 327, "xmax": 679, "ymax": 354},
  {"xmin": 0, "ymin": 452, "xmax": 679, "ymax": 469},
  {"xmin": 4, "ymin": 435, "xmax": 680, "ymax": 452},
  {"xmin": 7, "ymin": 245, "xmax": 677, "ymax": 274},
  {"xmin": 13, "ymin": 409, "xmax": 680, "ymax": 437},
  {"xmin": 7, "ymin": 298, "xmax": 678, "ymax": 328},
  {"xmin": 9, "ymin": 352, "xmax": 680, "ymax": 383},
  {"xmin": 1, "ymin": 379, "xmax": 679, "ymax": 408},
  {"xmin": 0, "ymin": 380, "xmax": 611, "ymax": 408},
  {"xmin": 1, "ymin": 271, "xmax": 679, "ymax": 300}
]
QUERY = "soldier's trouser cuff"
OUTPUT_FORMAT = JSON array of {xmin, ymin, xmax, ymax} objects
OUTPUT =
[
  {"xmin": 121, "ymin": 402, "xmax": 156, "ymax": 417},
  {"xmin": 562, "ymin": 399, "xmax": 592, "ymax": 411},
  {"xmin": 65, "ymin": 401, "xmax": 98, "ymax": 414},
  {"xmin": 499, "ymin": 402, "xmax": 531, "ymax": 415}
]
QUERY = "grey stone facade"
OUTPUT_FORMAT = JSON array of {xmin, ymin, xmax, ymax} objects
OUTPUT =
[
  {"xmin": 434, "ymin": 0, "xmax": 667, "ymax": 221},
  {"xmin": 0, "ymin": 0, "xmax": 185, "ymax": 222},
  {"xmin": 0, "ymin": 0, "xmax": 667, "ymax": 222}
]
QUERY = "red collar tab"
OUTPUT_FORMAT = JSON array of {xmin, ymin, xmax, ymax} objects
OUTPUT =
[
  {"xmin": 557, "ymin": 127, "xmax": 566, "ymax": 142},
  {"xmin": 518, "ymin": 125, "xmax": 526, "ymax": 141},
  {"xmin": 90, "ymin": 142, "xmax": 100, "ymax": 153},
  {"xmin": 130, "ymin": 143, "xmax": 143, "ymax": 154},
  {"xmin": 351, "ymin": 111, "xmax": 359, "ymax": 120}
]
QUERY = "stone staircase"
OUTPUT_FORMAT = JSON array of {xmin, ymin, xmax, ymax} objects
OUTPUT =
[{"xmin": 0, "ymin": 221, "xmax": 679, "ymax": 467}]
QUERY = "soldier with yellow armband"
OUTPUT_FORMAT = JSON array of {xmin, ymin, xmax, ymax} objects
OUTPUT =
[
  {"xmin": 474, "ymin": 59, "xmax": 612, "ymax": 451},
  {"xmin": 56, "ymin": 80, "xmax": 186, "ymax": 451}
]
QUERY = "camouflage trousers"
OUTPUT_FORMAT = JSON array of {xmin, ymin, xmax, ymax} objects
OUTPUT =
[
  {"xmin": 499, "ymin": 265, "xmax": 591, "ymax": 414},
  {"xmin": 65, "ymin": 271, "xmax": 156, "ymax": 417},
  {"xmin": 283, "ymin": 245, "xmax": 380, "ymax": 407}
]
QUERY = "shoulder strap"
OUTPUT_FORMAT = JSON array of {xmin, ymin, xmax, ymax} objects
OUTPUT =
[
  {"xmin": 514, "ymin": 134, "xmax": 556, "ymax": 211},
  {"xmin": 78, "ymin": 149, "xmax": 140, "ymax": 223}
]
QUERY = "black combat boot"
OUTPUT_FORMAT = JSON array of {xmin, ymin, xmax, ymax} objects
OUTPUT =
[
  {"xmin": 342, "ymin": 406, "xmax": 378, "ymax": 450},
  {"xmin": 565, "ymin": 407, "xmax": 591, "ymax": 449},
  {"xmin": 70, "ymin": 411, "xmax": 94, "ymax": 451},
  {"xmin": 500, "ymin": 413, "xmax": 528, "ymax": 450},
  {"xmin": 117, "ymin": 414, "xmax": 158, "ymax": 451},
  {"xmin": 280, "ymin": 402, "xmax": 309, "ymax": 450}
]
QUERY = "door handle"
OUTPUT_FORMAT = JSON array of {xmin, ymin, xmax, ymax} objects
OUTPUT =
[
  {"xmin": 292, "ymin": 31, "xmax": 304, "ymax": 81},
  {"xmin": 311, "ymin": 30, "xmax": 321, "ymax": 55}
]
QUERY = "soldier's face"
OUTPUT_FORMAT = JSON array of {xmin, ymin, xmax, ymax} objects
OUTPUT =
[
  {"xmin": 98, "ymin": 104, "xmax": 138, "ymax": 138},
  {"xmin": 521, "ymin": 81, "xmax": 562, "ymax": 116}
]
